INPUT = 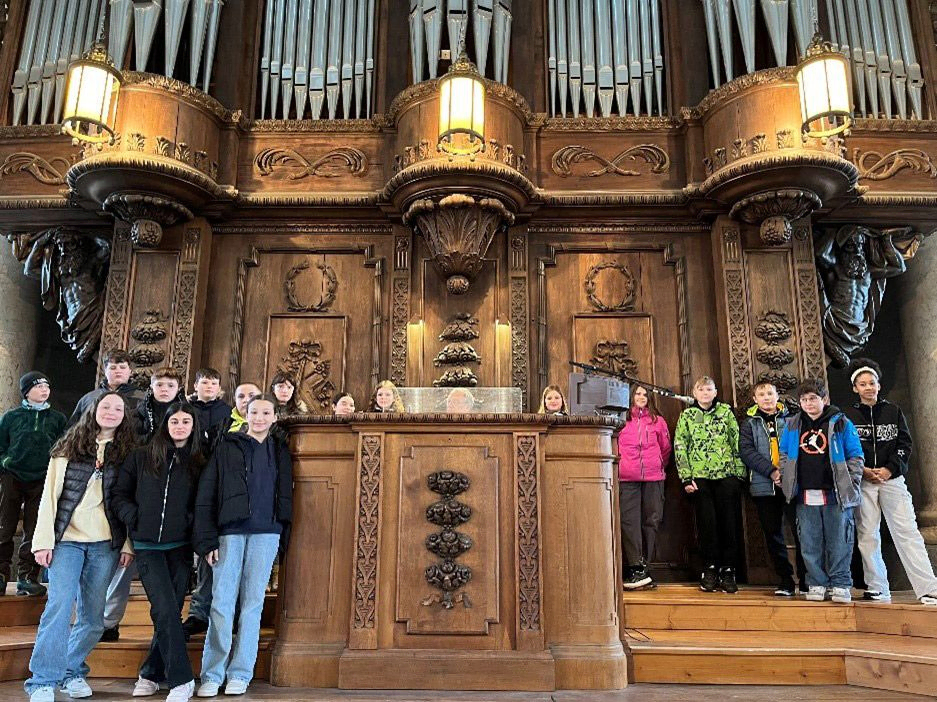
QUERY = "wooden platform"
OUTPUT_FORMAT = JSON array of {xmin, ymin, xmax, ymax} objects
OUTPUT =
[{"xmin": 623, "ymin": 585, "xmax": 937, "ymax": 696}]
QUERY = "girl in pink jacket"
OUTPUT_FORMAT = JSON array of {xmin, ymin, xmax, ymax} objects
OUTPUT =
[{"xmin": 618, "ymin": 383, "xmax": 672, "ymax": 589}]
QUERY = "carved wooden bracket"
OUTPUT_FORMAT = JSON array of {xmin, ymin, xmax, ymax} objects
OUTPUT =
[
  {"xmin": 103, "ymin": 192, "xmax": 194, "ymax": 248},
  {"xmin": 729, "ymin": 189, "xmax": 822, "ymax": 245}
]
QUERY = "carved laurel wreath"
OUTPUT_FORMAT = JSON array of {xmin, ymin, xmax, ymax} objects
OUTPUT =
[
  {"xmin": 584, "ymin": 261, "xmax": 636, "ymax": 312},
  {"xmin": 284, "ymin": 259, "xmax": 338, "ymax": 312},
  {"xmin": 551, "ymin": 143, "xmax": 670, "ymax": 177},
  {"xmin": 255, "ymin": 146, "xmax": 368, "ymax": 179}
]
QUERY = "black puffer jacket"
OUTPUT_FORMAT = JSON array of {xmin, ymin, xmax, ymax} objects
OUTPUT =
[
  {"xmin": 193, "ymin": 432, "xmax": 292, "ymax": 557},
  {"xmin": 843, "ymin": 399, "xmax": 912, "ymax": 479},
  {"xmin": 53, "ymin": 457, "xmax": 126, "ymax": 549},
  {"xmin": 112, "ymin": 446, "xmax": 200, "ymax": 544}
]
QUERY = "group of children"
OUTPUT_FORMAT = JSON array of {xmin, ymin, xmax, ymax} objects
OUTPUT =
[{"xmin": 605, "ymin": 359, "xmax": 937, "ymax": 608}]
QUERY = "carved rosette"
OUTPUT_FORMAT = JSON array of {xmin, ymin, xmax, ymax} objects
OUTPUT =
[
  {"xmin": 423, "ymin": 470, "xmax": 473, "ymax": 609},
  {"xmin": 729, "ymin": 189, "xmax": 822, "ymax": 245},
  {"xmin": 753, "ymin": 311, "xmax": 798, "ymax": 393},
  {"xmin": 128, "ymin": 308, "xmax": 168, "ymax": 386},
  {"xmin": 404, "ymin": 194, "xmax": 515, "ymax": 294},
  {"xmin": 103, "ymin": 192, "xmax": 194, "ymax": 248}
]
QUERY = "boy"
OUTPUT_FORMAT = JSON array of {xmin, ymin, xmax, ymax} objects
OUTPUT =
[
  {"xmin": 739, "ymin": 381, "xmax": 806, "ymax": 596},
  {"xmin": 844, "ymin": 358, "xmax": 937, "ymax": 606},
  {"xmin": 188, "ymin": 368, "xmax": 232, "ymax": 443},
  {"xmin": 779, "ymin": 379, "xmax": 863, "ymax": 603},
  {"xmin": 0, "ymin": 372, "xmax": 66, "ymax": 596},
  {"xmin": 68, "ymin": 349, "xmax": 145, "ymax": 427},
  {"xmin": 134, "ymin": 366, "xmax": 186, "ymax": 441}
]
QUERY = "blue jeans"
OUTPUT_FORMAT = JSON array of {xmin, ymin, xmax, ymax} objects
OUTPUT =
[
  {"xmin": 25, "ymin": 540, "xmax": 120, "ymax": 693},
  {"xmin": 200, "ymin": 533, "xmax": 279, "ymax": 685},
  {"xmin": 796, "ymin": 502, "xmax": 855, "ymax": 589}
]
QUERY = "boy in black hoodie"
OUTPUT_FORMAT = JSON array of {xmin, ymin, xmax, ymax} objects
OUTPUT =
[
  {"xmin": 844, "ymin": 358, "xmax": 937, "ymax": 606},
  {"xmin": 187, "ymin": 368, "xmax": 232, "ymax": 447}
]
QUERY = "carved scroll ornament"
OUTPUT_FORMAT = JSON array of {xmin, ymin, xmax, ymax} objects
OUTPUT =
[
  {"xmin": 255, "ymin": 146, "xmax": 368, "ymax": 178},
  {"xmin": 0, "ymin": 152, "xmax": 73, "ymax": 185},
  {"xmin": 551, "ymin": 144, "xmax": 670, "ymax": 177},
  {"xmin": 276, "ymin": 339, "xmax": 336, "ymax": 411},
  {"xmin": 853, "ymin": 148, "xmax": 937, "ymax": 181}
]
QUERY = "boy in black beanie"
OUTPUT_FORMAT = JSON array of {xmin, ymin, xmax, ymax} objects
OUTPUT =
[{"xmin": 0, "ymin": 372, "xmax": 66, "ymax": 595}]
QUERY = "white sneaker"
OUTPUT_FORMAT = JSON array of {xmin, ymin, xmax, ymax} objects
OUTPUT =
[
  {"xmin": 133, "ymin": 677, "xmax": 160, "ymax": 697},
  {"xmin": 196, "ymin": 681, "xmax": 219, "ymax": 698},
  {"xmin": 919, "ymin": 594, "xmax": 937, "ymax": 607},
  {"xmin": 805, "ymin": 585, "xmax": 827, "ymax": 601},
  {"xmin": 831, "ymin": 587, "xmax": 852, "ymax": 603},
  {"xmin": 223, "ymin": 679, "xmax": 248, "ymax": 696},
  {"xmin": 62, "ymin": 676, "xmax": 93, "ymax": 698},
  {"xmin": 166, "ymin": 680, "xmax": 195, "ymax": 702},
  {"xmin": 29, "ymin": 687, "xmax": 55, "ymax": 702}
]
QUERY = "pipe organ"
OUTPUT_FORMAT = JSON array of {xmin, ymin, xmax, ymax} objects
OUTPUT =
[
  {"xmin": 547, "ymin": 0, "xmax": 665, "ymax": 118},
  {"xmin": 700, "ymin": 0, "xmax": 926, "ymax": 119},
  {"xmin": 409, "ymin": 0, "xmax": 512, "ymax": 83},
  {"xmin": 10, "ymin": 0, "xmax": 227, "ymax": 127},
  {"xmin": 258, "ymin": 0, "xmax": 378, "ymax": 119}
]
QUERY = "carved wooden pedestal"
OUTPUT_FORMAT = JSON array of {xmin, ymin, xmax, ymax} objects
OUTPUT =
[{"xmin": 271, "ymin": 414, "xmax": 626, "ymax": 691}]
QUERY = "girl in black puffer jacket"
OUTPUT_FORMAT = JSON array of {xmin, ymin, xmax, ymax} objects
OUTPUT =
[{"xmin": 112, "ymin": 402, "xmax": 205, "ymax": 702}]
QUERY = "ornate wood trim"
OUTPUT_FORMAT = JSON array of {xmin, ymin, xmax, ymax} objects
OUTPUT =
[
  {"xmin": 534, "ymin": 239, "xmax": 690, "ymax": 394},
  {"xmin": 509, "ymin": 234, "xmax": 529, "ymax": 409},
  {"xmin": 278, "ymin": 413, "xmax": 623, "ymax": 427},
  {"xmin": 390, "ymin": 229, "xmax": 411, "ymax": 386},
  {"xmin": 228, "ymin": 243, "xmax": 383, "ymax": 391},
  {"xmin": 792, "ymin": 225, "xmax": 827, "ymax": 383},
  {"xmin": 349, "ymin": 432, "xmax": 383, "ymax": 649},
  {"xmin": 98, "ymin": 226, "xmax": 133, "ymax": 382},
  {"xmin": 168, "ymin": 227, "xmax": 201, "ymax": 385},
  {"xmin": 719, "ymin": 225, "xmax": 755, "ymax": 404},
  {"xmin": 514, "ymin": 432, "xmax": 543, "ymax": 649}
]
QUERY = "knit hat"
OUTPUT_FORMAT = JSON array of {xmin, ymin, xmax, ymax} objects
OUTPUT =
[{"xmin": 20, "ymin": 371, "xmax": 50, "ymax": 398}]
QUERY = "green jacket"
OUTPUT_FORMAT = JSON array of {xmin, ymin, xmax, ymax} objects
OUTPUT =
[
  {"xmin": 0, "ymin": 405, "xmax": 67, "ymax": 482},
  {"xmin": 674, "ymin": 401, "xmax": 746, "ymax": 482}
]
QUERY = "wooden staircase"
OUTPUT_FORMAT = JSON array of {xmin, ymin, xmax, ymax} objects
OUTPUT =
[
  {"xmin": 0, "ymin": 587, "xmax": 276, "ymax": 683},
  {"xmin": 623, "ymin": 585, "xmax": 937, "ymax": 695}
]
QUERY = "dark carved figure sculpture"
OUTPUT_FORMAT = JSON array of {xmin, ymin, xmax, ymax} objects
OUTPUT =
[
  {"xmin": 815, "ymin": 225, "xmax": 920, "ymax": 368},
  {"xmin": 11, "ymin": 228, "xmax": 110, "ymax": 363}
]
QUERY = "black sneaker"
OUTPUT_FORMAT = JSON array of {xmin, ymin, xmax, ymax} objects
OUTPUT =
[
  {"xmin": 799, "ymin": 582, "xmax": 809, "ymax": 594},
  {"xmin": 182, "ymin": 616, "xmax": 209, "ymax": 637},
  {"xmin": 16, "ymin": 579, "xmax": 46, "ymax": 597},
  {"xmin": 623, "ymin": 566, "xmax": 653, "ymax": 590},
  {"xmin": 699, "ymin": 565, "xmax": 719, "ymax": 592},
  {"xmin": 720, "ymin": 567, "xmax": 738, "ymax": 594},
  {"xmin": 774, "ymin": 581, "xmax": 796, "ymax": 597},
  {"xmin": 863, "ymin": 590, "xmax": 885, "ymax": 601},
  {"xmin": 100, "ymin": 626, "xmax": 120, "ymax": 642}
]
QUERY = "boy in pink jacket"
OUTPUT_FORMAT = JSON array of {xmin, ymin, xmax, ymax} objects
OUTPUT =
[{"xmin": 618, "ymin": 384, "xmax": 672, "ymax": 589}]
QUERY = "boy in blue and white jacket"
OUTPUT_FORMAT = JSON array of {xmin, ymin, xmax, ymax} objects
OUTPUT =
[{"xmin": 779, "ymin": 378, "xmax": 863, "ymax": 603}]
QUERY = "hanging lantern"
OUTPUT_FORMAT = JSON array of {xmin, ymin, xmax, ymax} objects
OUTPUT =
[
  {"xmin": 438, "ymin": 51, "xmax": 485, "ymax": 156},
  {"xmin": 61, "ymin": 42, "xmax": 121, "ymax": 145},
  {"xmin": 796, "ymin": 32, "xmax": 852, "ymax": 138}
]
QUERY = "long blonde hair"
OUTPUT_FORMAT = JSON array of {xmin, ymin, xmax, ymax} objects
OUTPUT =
[
  {"xmin": 368, "ymin": 380, "xmax": 405, "ymax": 412},
  {"xmin": 538, "ymin": 385, "xmax": 569, "ymax": 414}
]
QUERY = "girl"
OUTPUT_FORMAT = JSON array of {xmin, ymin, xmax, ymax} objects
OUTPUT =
[
  {"xmin": 844, "ymin": 359, "xmax": 937, "ymax": 606},
  {"xmin": 269, "ymin": 371, "xmax": 308, "ymax": 418},
  {"xmin": 618, "ymin": 384, "xmax": 672, "ymax": 590},
  {"xmin": 368, "ymin": 380, "xmax": 406, "ymax": 412},
  {"xmin": 332, "ymin": 391, "xmax": 356, "ymax": 416},
  {"xmin": 537, "ymin": 385, "xmax": 569, "ymax": 415},
  {"xmin": 24, "ymin": 393, "xmax": 136, "ymax": 702},
  {"xmin": 193, "ymin": 395, "xmax": 292, "ymax": 697},
  {"xmin": 113, "ymin": 403, "xmax": 206, "ymax": 701},
  {"xmin": 674, "ymin": 376, "xmax": 746, "ymax": 594}
]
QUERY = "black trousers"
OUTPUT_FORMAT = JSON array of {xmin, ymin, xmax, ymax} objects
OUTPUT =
[
  {"xmin": 619, "ymin": 480, "xmax": 665, "ymax": 567},
  {"xmin": 753, "ymin": 492, "xmax": 806, "ymax": 586},
  {"xmin": 690, "ymin": 477, "xmax": 741, "ymax": 569},
  {"xmin": 0, "ymin": 473, "xmax": 43, "ymax": 581},
  {"xmin": 136, "ymin": 546, "xmax": 194, "ymax": 687}
]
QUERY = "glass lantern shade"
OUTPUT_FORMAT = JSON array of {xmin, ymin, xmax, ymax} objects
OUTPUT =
[
  {"xmin": 438, "ymin": 53, "xmax": 485, "ymax": 156},
  {"xmin": 796, "ymin": 35, "xmax": 852, "ymax": 138},
  {"xmin": 61, "ymin": 43, "xmax": 121, "ymax": 145}
]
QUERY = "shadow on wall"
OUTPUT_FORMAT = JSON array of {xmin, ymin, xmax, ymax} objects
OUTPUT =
[{"xmin": 32, "ymin": 306, "xmax": 96, "ymax": 417}]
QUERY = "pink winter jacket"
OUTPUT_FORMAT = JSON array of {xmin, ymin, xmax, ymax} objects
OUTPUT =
[{"xmin": 617, "ymin": 409, "xmax": 672, "ymax": 482}]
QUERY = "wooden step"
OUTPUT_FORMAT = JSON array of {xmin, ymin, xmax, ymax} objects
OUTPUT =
[{"xmin": 0, "ymin": 625, "xmax": 274, "ymax": 683}]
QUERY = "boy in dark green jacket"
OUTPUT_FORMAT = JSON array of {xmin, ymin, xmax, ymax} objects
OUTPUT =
[{"xmin": 0, "ymin": 372, "xmax": 66, "ymax": 595}]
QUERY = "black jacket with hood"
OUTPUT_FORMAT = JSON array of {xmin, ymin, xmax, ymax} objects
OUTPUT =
[{"xmin": 843, "ymin": 399, "xmax": 912, "ymax": 479}]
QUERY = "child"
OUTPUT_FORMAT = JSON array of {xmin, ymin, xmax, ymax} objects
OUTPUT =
[
  {"xmin": 445, "ymin": 388, "xmax": 475, "ymax": 413},
  {"xmin": 537, "ymin": 385, "xmax": 569, "ymax": 415},
  {"xmin": 368, "ymin": 380, "xmax": 406, "ymax": 412},
  {"xmin": 618, "ymin": 383, "xmax": 671, "ymax": 590},
  {"xmin": 24, "ymin": 393, "xmax": 136, "ymax": 702},
  {"xmin": 332, "ymin": 391, "xmax": 356, "ymax": 416},
  {"xmin": 269, "ymin": 371, "xmax": 309, "ymax": 417},
  {"xmin": 0, "ymin": 373, "xmax": 67, "ymax": 596},
  {"xmin": 194, "ymin": 395, "xmax": 292, "ymax": 697},
  {"xmin": 68, "ymin": 349, "xmax": 145, "ymax": 427},
  {"xmin": 188, "ymin": 368, "xmax": 232, "ymax": 441},
  {"xmin": 739, "ymin": 381, "xmax": 806, "ymax": 596},
  {"xmin": 844, "ymin": 359, "xmax": 937, "ymax": 606},
  {"xmin": 113, "ymin": 403, "xmax": 205, "ymax": 701},
  {"xmin": 135, "ymin": 367, "xmax": 186, "ymax": 441},
  {"xmin": 779, "ymin": 378, "xmax": 863, "ymax": 603},
  {"xmin": 674, "ymin": 376, "xmax": 745, "ymax": 593}
]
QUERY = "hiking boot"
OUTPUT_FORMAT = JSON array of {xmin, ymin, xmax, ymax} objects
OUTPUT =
[
  {"xmin": 623, "ymin": 565, "xmax": 652, "ymax": 590},
  {"xmin": 16, "ymin": 579, "xmax": 46, "ymax": 597},
  {"xmin": 719, "ymin": 567, "xmax": 738, "ymax": 594},
  {"xmin": 183, "ymin": 616, "xmax": 209, "ymax": 638},
  {"xmin": 699, "ymin": 565, "xmax": 719, "ymax": 592}
]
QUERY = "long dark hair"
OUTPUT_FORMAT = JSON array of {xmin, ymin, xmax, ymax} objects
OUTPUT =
[
  {"xmin": 269, "ymin": 370, "xmax": 307, "ymax": 415},
  {"xmin": 628, "ymin": 382, "xmax": 660, "ymax": 422},
  {"xmin": 143, "ymin": 402, "xmax": 206, "ymax": 479},
  {"xmin": 52, "ymin": 392, "xmax": 137, "ymax": 465}
]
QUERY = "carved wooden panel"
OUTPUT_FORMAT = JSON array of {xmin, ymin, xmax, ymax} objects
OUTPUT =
[
  {"xmin": 793, "ymin": 225, "xmax": 827, "ymax": 383},
  {"xmin": 514, "ymin": 432, "xmax": 543, "ymax": 651},
  {"xmin": 395, "ymin": 445, "xmax": 500, "ymax": 637},
  {"xmin": 98, "ymin": 226, "xmax": 133, "ymax": 381},
  {"xmin": 128, "ymin": 250, "xmax": 180, "ymax": 384},
  {"xmin": 349, "ymin": 432, "xmax": 384, "ymax": 649},
  {"xmin": 572, "ymin": 314, "xmax": 655, "ymax": 382},
  {"xmin": 718, "ymin": 225, "xmax": 755, "ymax": 405}
]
